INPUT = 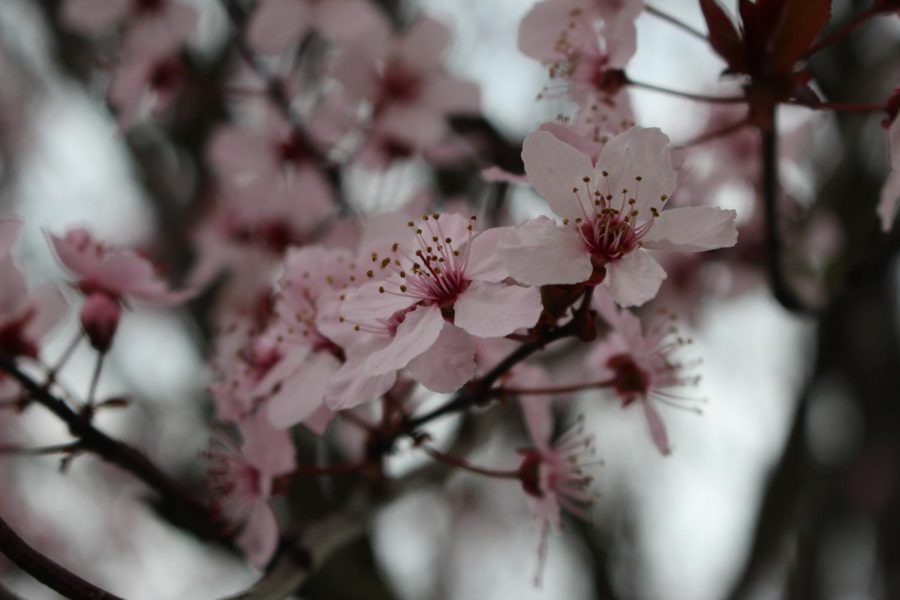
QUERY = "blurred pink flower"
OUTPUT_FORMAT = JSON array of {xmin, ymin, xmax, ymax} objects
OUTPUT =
[
  {"xmin": 587, "ymin": 292, "xmax": 701, "ymax": 455},
  {"xmin": 50, "ymin": 227, "xmax": 193, "ymax": 350},
  {"xmin": 248, "ymin": 0, "xmax": 389, "ymax": 54},
  {"xmin": 518, "ymin": 411, "xmax": 596, "ymax": 584},
  {"xmin": 207, "ymin": 412, "xmax": 295, "ymax": 569},
  {"xmin": 499, "ymin": 126, "xmax": 738, "ymax": 306}
]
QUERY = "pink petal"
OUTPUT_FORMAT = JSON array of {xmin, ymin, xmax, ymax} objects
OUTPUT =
[
  {"xmin": 207, "ymin": 126, "xmax": 275, "ymax": 180},
  {"xmin": 465, "ymin": 226, "xmax": 513, "ymax": 283},
  {"xmin": 454, "ymin": 281, "xmax": 542, "ymax": 338},
  {"xmin": 266, "ymin": 351, "xmax": 340, "ymax": 428},
  {"xmin": 596, "ymin": 127, "xmax": 677, "ymax": 218},
  {"xmin": 60, "ymin": 0, "xmax": 130, "ymax": 33},
  {"xmin": 397, "ymin": 17, "xmax": 452, "ymax": 72},
  {"xmin": 0, "ymin": 259, "xmax": 28, "ymax": 316},
  {"xmin": 420, "ymin": 75, "xmax": 481, "ymax": 114},
  {"xmin": 642, "ymin": 207, "xmax": 738, "ymax": 252},
  {"xmin": 304, "ymin": 404, "xmax": 335, "ymax": 436},
  {"xmin": 239, "ymin": 411, "xmax": 296, "ymax": 476},
  {"xmin": 407, "ymin": 324, "xmax": 476, "ymax": 393},
  {"xmin": 325, "ymin": 337, "xmax": 397, "ymax": 411},
  {"xmin": 363, "ymin": 305, "xmax": 444, "ymax": 375},
  {"xmin": 537, "ymin": 121, "xmax": 603, "ymax": 163},
  {"xmin": 878, "ymin": 118, "xmax": 900, "ymax": 231},
  {"xmin": 522, "ymin": 129, "xmax": 596, "ymax": 221},
  {"xmin": 499, "ymin": 216, "xmax": 591, "ymax": 286},
  {"xmin": 340, "ymin": 279, "xmax": 418, "ymax": 323},
  {"xmin": 312, "ymin": 0, "xmax": 390, "ymax": 44},
  {"xmin": 247, "ymin": 0, "xmax": 309, "ymax": 54},
  {"xmin": 641, "ymin": 400, "xmax": 672, "ymax": 456},
  {"xmin": 237, "ymin": 502, "xmax": 279, "ymax": 570},
  {"xmin": 603, "ymin": 250, "xmax": 666, "ymax": 307},
  {"xmin": 517, "ymin": 0, "xmax": 577, "ymax": 62},
  {"xmin": 25, "ymin": 285, "xmax": 68, "ymax": 344}
]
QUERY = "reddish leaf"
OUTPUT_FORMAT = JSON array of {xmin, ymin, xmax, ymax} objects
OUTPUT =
[
  {"xmin": 769, "ymin": 0, "xmax": 832, "ymax": 73},
  {"xmin": 699, "ymin": 0, "xmax": 748, "ymax": 73}
]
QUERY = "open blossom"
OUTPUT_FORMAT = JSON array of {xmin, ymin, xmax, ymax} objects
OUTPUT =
[
  {"xmin": 50, "ymin": 227, "xmax": 192, "ymax": 350},
  {"xmin": 588, "ymin": 292, "xmax": 701, "ymax": 455},
  {"xmin": 339, "ymin": 214, "xmax": 541, "ymax": 387},
  {"xmin": 206, "ymin": 412, "xmax": 295, "ymax": 569},
  {"xmin": 332, "ymin": 17, "xmax": 481, "ymax": 168},
  {"xmin": 248, "ymin": 0, "xmax": 388, "ymax": 55},
  {"xmin": 877, "ymin": 116, "xmax": 900, "ymax": 231},
  {"xmin": 517, "ymin": 407, "xmax": 596, "ymax": 584},
  {"xmin": 499, "ymin": 125, "xmax": 738, "ymax": 307}
]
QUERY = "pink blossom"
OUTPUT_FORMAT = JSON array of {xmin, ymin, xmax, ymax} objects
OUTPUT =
[
  {"xmin": 339, "ymin": 214, "xmax": 541, "ymax": 385},
  {"xmin": 499, "ymin": 126, "xmax": 738, "ymax": 306},
  {"xmin": 108, "ymin": 30, "xmax": 188, "ymax": 127},
  {"xmin": 332, "ymin": 17, "xmax": 481, "ymax": 168},
  {"xmin": 50, "ymin": 227, "xmax": 193, "ymax": 350},
  {"xmin": 518, "ymin": 413, "xmax": 596, "ymax": 584},
  {"xmin": 247, "ymin": 0, "xmax": 389, "ymax": 55},
  {"xmin": 878, "ymin": 117, "xmax": 900, "ymax": 231},
  {"xmin": 206, "ymin": 412, "xmax": 295, "ymax": 569},
  {"xmin": 60, "ymin": 0, "xmax": 197, "ymax": 41},
  {"xmin": 588, "ymin": 292, "xmax": 701, "ymax": 455}
]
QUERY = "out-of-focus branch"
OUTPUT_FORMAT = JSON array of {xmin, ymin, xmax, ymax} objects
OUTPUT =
[
  {"xmin": 0, "ymin": 512, "xmax": 124, "ymax": 600},
  {"xmin": 0, "ymin": 358, "xmax": 222, "ymax": 543}
]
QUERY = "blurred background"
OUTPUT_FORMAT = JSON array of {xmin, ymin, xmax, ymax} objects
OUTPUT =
[{"xmin": 0, "ymin": 0, "xmax": 898, "ymax": 598}]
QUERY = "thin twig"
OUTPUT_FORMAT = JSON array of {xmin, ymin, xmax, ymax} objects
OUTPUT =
[
  {"xmin": 644, "ymin": 5, "xmax": 708, "ymax": 42},
  {"xmin": 627, "ymin": 78, "xmax": 746, "ymax": 104}
]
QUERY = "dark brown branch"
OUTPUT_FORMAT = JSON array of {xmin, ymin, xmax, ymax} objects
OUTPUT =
[
  {"xmin": 0, "ymin": 357, "xmax": 221, "ymax": 542},
  {"xmin": 0, "ymin": 512, "xmax": 124, "ymax": 600}
]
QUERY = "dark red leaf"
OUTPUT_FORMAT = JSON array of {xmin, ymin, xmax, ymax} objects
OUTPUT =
[
  {"xmin": 699, "ymin": 0, "xmax": 748, "ymax": 73},
  {"xmin": 769, "ymin": 0, "xmax": 832, "ymax": 73}
]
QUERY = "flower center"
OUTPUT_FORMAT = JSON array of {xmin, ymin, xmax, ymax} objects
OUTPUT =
[{"xmin": 606, "ymin": 353, "xmax": 650, "ymax": 403}]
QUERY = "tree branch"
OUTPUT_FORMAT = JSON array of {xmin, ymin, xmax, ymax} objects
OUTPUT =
[{"xmin": 0, "ymin": 512, "xmax": 124, "ymax": 600}]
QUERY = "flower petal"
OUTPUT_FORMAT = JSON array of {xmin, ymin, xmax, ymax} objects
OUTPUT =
[
  {"xmin": 238, "ymin": 502, "xmax": 279, "ymax": 570},
  {"xmin": 247, "ymin": 0, "xmax": 309, "ymax": 54},
  {"xmin": 465, "ymin": 226, "xmax": 513, "ymax": 283},
  {"xmin": 239, "ymin": 412, "xmax": 296, "ymax": 476},
  {"xmin": 266, "ymin": 351, "xmax": 340, "ymax": 428},
  {"xmin": 596, "ymin": 127, "xmax": 677, "ymax": 217},
  {"xmin": 454, "ymin": 281, "xmax": 542, "ymax": 338},
  {"xmin": 407, "ymin": 323, "xmax": 476, "ymax": 393},
  {"xmin": 522, "ymin": 129, "xmax": 596, "ymax": 221},
  {"xmin": 642, "ymin": 207, "xmax": 738, "ymax": 252},
  {"xmin": 364, "ymin": 305, "xmax": 444, "ymax": 375},
  {"xmin": 604, "ymin": 250, "xmax": 666, "ymax": 307},
  {"xmin": 499, "ymin": 217, "xmax": 591, "ymax": 286}
]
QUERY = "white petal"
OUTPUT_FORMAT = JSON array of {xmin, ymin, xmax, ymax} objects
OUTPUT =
[
  {"xmin": 499, "ymin": 217, "xmax": 591, "ymax": 286},
  {"xmin": 454, "ymin": 281, "xmax": 542, "ymax": 338},
  {"xmin": 642, "ymin": 207, "xmax": 738, "ymax": 252},
  {"xmin": 596, "ymin": 127, "xmax": 677, "ymax": 217},
  {"xmin": 603, "ymin": 250, "xmax": 666, "ymax": 307},
  {"xmin": 522, "ymin": 129, "xmax": 596, "ymax": 221}
]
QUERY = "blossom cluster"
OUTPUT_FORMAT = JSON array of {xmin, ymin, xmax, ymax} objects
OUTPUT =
[{"xmin": 0, "ymin": 0, "xmax": 897, "ymax": 592}]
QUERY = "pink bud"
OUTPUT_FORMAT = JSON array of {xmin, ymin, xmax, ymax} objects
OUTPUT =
[{"xmin": 80, "ymin": 293, "xmax": 120, "ymax": 352}]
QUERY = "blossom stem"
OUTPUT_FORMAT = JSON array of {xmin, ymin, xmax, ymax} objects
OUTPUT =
[
  {"xmin": 497, "ymin": 379, "xmax": 616, "ymax": 397},
  {"xmin": 804, "ymin": 6, "xmax": 880, "ymax": 58},
  {"xmin": 44, "ymin": 333, "xmax": 81, "ymax": 384},
  {"xmin": 644, "ymin": 5, "xmax": 708, "ymax": 42},
  {"xmin": 419, "ymin": 445, "xmax": 520, "ymax": 480},
  {"xmin": 85, "ymin": 352, "xmax": 104, "ymax": 410},
  {"xmin": 626, "ymin": 78, "xmax": 746, "ymax": 104},
  {"xmin": 675, "ymin": 118, "xmax": 750, "ymax": 149}
]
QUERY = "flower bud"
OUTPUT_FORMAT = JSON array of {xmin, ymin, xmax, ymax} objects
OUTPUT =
[{"xmin": 80, "ymin": 293, "xmax": 120, "ymax": 353}]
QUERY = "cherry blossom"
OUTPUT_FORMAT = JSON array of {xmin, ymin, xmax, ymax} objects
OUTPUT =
[
  {"xmin": 49, "ymin": 227, "xmax": 193, "ymax": 350},
  {"xmin": 339, "ymin": 214, "xmax": 541, "ymax": 385},
  {"xmin": 517, "ymin": 411, "xmax": 596, "ymax": 584},
  {"xmin": 247, "ymin": 0, "xmax": 389, "ymax": 55},
  {"xmin": 877, "ymin": 117, "xmax": 900, "ymax": 231},
  {"xmin": 206, "ymin": 412, "xmax": 295, "ymax": 569},
  {"xmin": 332, "ymin": 17, "xmax": 481, "ymax": 168},
  {"xmin": 587, "ymin": 292, "xmax": 701, "ymax": 455},
  {"xmin": 499, "ymin": 125, "xmax": 738, "ymax": 306}
]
